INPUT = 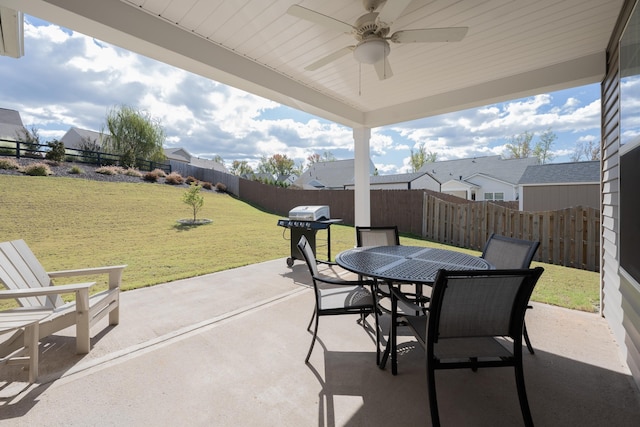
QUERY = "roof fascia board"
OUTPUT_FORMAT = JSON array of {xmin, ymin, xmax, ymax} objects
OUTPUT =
[
  {"xmin": 521, "ymin": 181, "xmax": 599, "ymax": 187},
  {"xmin": 466, "ymin": 172, "xmax": 516, "ymax": 186},
  {"xmin": 363, "ymin": 52, "xmax": 605, "ymax": 127}
]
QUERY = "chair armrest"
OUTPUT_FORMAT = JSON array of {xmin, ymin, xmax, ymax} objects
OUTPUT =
[
  {"xmin": 0, "ymin": 282, "xmax": 97, "ymax": 299},
  {"xmin": 390, "ymin": 286, "xmax": 429, "ymax": 315},
  {"xmin": 48, "ymin": 265, "xmax": 127, "ymax": 290},
  {"xmin": 313, "ymin": 275, "xmax": 374, "ymax": 287}
]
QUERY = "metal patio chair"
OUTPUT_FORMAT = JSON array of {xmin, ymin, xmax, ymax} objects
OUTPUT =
[
  {"xmin": 394, "ymin": 267, "xmax": 544, "ymax": 427},
  {"xmin": 297, "ymin": 235, "xmax": 378, "ymax": 363},
  {"xmin": 481, "ymin": 233, "xmax": 540, "ymax": 353}
]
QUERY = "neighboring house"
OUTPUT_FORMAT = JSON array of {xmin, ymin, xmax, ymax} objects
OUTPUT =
[
  {"xmin": 164, "ymin": 147, "xmax": 191, "ymax": 164},
  {"xmin": 0, "ymin": 107, "xmax": 28, "ymax": 141},
  {"xmin": 344, "ymin": 172, "xmax": 439, "ymax": 191},
  {"xmin": 277, "ymin": 173, "xmax": 298, "ymax": 186},
  {"xmin": 518, "ymin": 161, "xmax": 600, "ymax": 211},
  {"xmin": 165, "ymin": 147, "xmax": 228, "ymax": 173},
  {"xmin": 294, "ymin": 159, "xmax": 375, "ymax": 190},
  {"xmin": 418, "ymin": 155, "xmax": 538, "ymax": 201},
  {"xmin": 189, "ymin": 156, "xmax": 228, "ymax": 173},
  {"xmin": 60, "ymin": 127, "xmax": 109, "ymax": 150}
]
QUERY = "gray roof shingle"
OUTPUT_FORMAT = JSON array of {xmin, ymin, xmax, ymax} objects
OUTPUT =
[
  {"xmin": 418, "ymin": 155, "xmax": 537, "ymax": 185},
  {"xmin": 518, "ymin": 161, "xmax": 600, "ymax": 184}
]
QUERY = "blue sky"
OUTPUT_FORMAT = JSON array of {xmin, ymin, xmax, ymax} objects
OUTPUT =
[{"xmin": 0, "ymin": 16, "xmax": 602, "ymax": 174}]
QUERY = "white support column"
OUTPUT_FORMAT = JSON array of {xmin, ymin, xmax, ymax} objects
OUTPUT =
[{"xmin": 353, "ymin": 127, "xmax": 371, "ymax": 227}]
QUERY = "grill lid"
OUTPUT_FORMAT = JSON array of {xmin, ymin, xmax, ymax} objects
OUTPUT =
[{"xmin": 288, "ymin": 205, "xmax": 330, "ymax": 221}]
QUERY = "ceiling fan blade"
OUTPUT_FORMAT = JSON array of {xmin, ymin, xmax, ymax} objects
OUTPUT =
[
  {"xmin": 374, "ymin": 57, "xmax": 393, "ymax": 80},
  {"xmin": 305, "ymin": 46, "xmax": 354, "ymax": 71},
  {"xmin": 391, "ymin": 27, "xmax": 469, "ymax": 43},
  {"xmin": 287, "ymin": 5, "xmax": 354, "ymax": 34},
  {"xmin": 376, "ymin": 0, "xmax": 412, "ymax": 28}
]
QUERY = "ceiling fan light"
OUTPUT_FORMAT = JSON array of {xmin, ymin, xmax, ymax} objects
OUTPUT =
[{"xmin": 353, "ymin": 39, "xmax": 390, "ymax": 64}]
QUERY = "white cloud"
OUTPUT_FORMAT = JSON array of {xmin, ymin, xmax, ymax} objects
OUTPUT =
[{"xmin": 0, "ymin": 17, "xmax": 604, "ymax": 176}]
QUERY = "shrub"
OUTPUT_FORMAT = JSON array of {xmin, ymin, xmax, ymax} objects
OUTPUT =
[
  {"xmin": 0, "ymin": 158, "xmax": 20, "ymax": 170},
  {"xmin": 201, "ymin": 181, "xmax": 213, "ymax": 190},
  {"xmin": 151, "ymin": 168, "xmax": 167, "ymax": 178},
  {"xmin": 124, "ymin": 168, "xmax": 143, "ymax": 178},
  {"xmin": 215, "ymin": 182, "xmax": 227, "ymax": 193},
  {"xmin": 69, "ymin": 165, "xmax": 84, "ymax": 174},
  {"xmin": 96, "ymin": 165, "xmax": 123, "ymax": 175},
  {"xmin": 45, "ymin": 140, "xmax": 66, "ymax": 162},
  {"xmin": 185, "ymin": 175, "xmax": 198, "ymax": 185},
  {"xmin": 22, "ymin": 162, "xmax": 52, "ymax": 176},
  {"xmin": 165, "ymin": 172, "xmax": 184, "ymax": 185},
  {"xmin": 143, "ymin": 171, "xmax": 159, "ymax": 182}
]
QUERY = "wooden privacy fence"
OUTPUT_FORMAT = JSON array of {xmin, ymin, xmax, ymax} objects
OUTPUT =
[{"xmin": 422, "ymin": 194, "xmax": 600, "ymax": 271}]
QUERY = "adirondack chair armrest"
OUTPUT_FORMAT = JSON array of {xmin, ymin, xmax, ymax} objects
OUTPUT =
[
  {"xmin": 48, "ymin": 265, "xmax": 127, "ymax": 290},
  {"xmin": 0, "ymin": 282, "xmax": 97, "ymax": 300}
]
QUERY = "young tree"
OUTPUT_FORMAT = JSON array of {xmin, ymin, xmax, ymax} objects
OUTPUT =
[
  {"xmin": 409, "ymin": 142, "xmax": 437, "ymax": 172},
  {"xmin": 15, "ymin": 125, "xmax": 41, "ymax": 155},
  {"xmin": 182, "ymin": 183, "xmax": 204, "ymax": 222},
  {"xmin": 104, "ymin": 105, "xmax": 166, "ymax": 168}
]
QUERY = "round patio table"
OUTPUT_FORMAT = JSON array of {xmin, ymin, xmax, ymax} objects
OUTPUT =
[
  {"xmin": 335, "ymin": 245, "xmax": 492, "ymax": 374},
  {"xmin": 335, "ymin": 245, "xmax": 491, "ymax": 284}
]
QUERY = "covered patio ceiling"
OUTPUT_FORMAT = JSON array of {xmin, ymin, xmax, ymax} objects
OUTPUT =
[{"xmin": 0, "ymin": 0, "xmax": 625, "ymax": 129}]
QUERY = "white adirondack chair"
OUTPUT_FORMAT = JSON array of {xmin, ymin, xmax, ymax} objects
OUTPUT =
[{"xmin": 0, "ymin": 240, "xmax": 126, "ymax": 358}]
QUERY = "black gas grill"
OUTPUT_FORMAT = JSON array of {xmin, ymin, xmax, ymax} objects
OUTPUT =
[{"xmin": 277, "ymin": 206, "xmax": 341, "ymax": 267}]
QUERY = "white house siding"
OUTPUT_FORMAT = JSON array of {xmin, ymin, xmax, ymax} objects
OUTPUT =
[
  {"xmin": 602, "ymin": 0, "xmax": 640, "ymax": 390},
  {"xmin": 413, "ymin": 174, "xmax": 440, "ymax": 192},
  {"xmin": 469, "ymin": 175, "xmax": 518, "ymax": 201}
]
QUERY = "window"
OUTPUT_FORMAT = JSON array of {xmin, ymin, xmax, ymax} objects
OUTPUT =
[{"xmin": 484, "ymin": 192, "xmax": 504, "ymax": 201}]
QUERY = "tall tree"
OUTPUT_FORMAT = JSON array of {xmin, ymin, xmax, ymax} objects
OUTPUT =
[
  {"xmin": 230, "ymin": 160, "xmax": 253, "ymax": 176},
  {"xmin": 258, "ymin": 153, "xmax": 296, "ymax": 177},
  {"xmin": 533, "ymin": 128, "xmax": 556, "ymax": 164},
  {"xmin": 409, "ymin": 142, "xmax": 437, "ymax": 172},
  {"xmin": 104, "ymin": 105, "xmax": 166, "ymax": 168},
  {"xmin": 504, "ymin": 131, "xmax": 534, "ymax": 159},
  {"xmin": 570, "ymin": 139, "xmax": 601, "ymax": 161},
  {"xmin": 306, "ymin": 151, "xmax": 336, "ymax": 168}
]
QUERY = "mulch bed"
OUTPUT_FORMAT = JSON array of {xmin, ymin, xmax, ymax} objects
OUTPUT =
[{"xmin": 0, "ymin": 156, "xmax": 188, "ymax": 186}]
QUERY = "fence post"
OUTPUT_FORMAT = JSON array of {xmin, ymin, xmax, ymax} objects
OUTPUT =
[{"xmin": 16, "ymin": 141, "xmax": 21, "ymax": 159}]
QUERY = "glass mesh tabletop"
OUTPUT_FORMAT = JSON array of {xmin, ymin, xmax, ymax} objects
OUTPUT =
[{"xmin": 336, "ymin": 245, "xmax": 491, "ymax": 284}]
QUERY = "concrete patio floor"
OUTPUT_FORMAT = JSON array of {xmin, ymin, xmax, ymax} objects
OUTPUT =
[{"xmin": 1, "ymin": 258, "xmax": 640, "ymax": 426}]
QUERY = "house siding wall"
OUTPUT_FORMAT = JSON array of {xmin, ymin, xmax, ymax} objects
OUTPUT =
[
  {"xmin": 602, "ymin": 0, "xmax": 640, "ymax": 390},
  {"xmin": 522, "ymin": 184, "xmax": 600, "ymax": 211},
  {"xmin": 469, "ymin": 175, "xmax": 516, "ymax": 201}
]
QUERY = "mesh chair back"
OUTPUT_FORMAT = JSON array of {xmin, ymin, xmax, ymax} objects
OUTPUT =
[
  {"xmin": 297, "ymin": 235, "xmax": 319, "ymax": 277},
  {"xmin": 429, "ymin": 268, "xmax": 543, "ymax": 341},
  {"xmin": 356, "ymin": 226, "xmax": 400, "ymax": 247},
  {"xmin": 481, "ymin": 234, "xmax": 540, "ymax": 269}
]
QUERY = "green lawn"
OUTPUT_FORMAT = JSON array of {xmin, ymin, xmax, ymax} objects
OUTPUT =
[{"xmin": 0, "ymin": 175, "xmax": 600, "ymax": 312}]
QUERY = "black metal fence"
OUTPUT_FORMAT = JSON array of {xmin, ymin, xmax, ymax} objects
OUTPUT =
[{"xmin": 0, "ymin": 139, "xmax": 171, "ymax": 173}]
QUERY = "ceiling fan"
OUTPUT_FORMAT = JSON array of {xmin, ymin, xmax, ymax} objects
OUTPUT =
[{"xmin": 287, "ymin": 0, "xmax": 468, "ymax": 80}]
